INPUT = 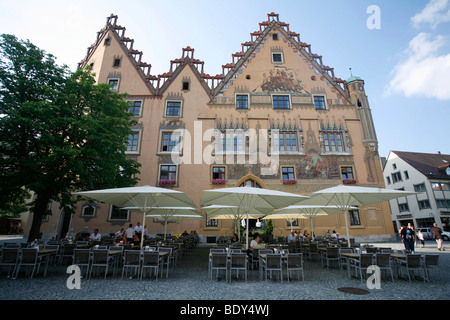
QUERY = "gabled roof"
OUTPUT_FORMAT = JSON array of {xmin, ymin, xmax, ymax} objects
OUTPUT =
[
  {"xmin": 391, "ymin": 151, "xmax": 450, "ymax": 180},
  {"xmin": 213, "ymin": 12, "xmax": 350, "ymax": 101},
  {"xmin": 79, "ymin": 13, "xmax": 351, "ymax": 100}
]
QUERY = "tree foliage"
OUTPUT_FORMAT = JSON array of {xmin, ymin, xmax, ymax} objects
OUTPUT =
[{"xmin": 0, "ymin": 34, "xmax": 141, "ymax": 240}]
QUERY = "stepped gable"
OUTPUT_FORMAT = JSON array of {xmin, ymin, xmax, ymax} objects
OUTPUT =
[
  {"xmin": 78, "ymin": 14, "xmax": 159, "ymax": 94},
  {"xmin": 214, "ymin": 12, "xmax": 351, "ymax": 103}
]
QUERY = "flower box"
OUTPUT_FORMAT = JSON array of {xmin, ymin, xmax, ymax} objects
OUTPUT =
[
  {"xmin": 343, "ymin": 178, "xmax": 357, "ymax": 184},
  {"xmin": 283, "ymin": 179, "xmax": 297, "ymax": 185},
  {"xmin": 212, "ymin": 179, "xmax": 226, "ymax": 185},
  {"xmin": 158, "ymin": 179, "xmax": 176, "ymax": 186}
]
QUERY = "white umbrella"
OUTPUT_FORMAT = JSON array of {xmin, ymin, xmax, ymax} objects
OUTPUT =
[
  {"xmin": 122, "ymin": 206, "xmax": 201, "ymax": 240},
  {"xmin": 265, "ymin": 205, "xmax": 357, "ymax": 240},
  {"xmin": 200, "ymin": 186, "xmax": 309, "ymax": 249},
  {"xmin": 74, "ymin": 185, "xmax": 195, "ymax": 248},
  {"xmin": 299, "ymin": 185, "xmax": 417, "ymax": 246}
]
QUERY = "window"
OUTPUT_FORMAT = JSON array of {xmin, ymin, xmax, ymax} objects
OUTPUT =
[
  {"xmin": 217, "ymin": 130, "xmax": 246, "ymax": 153},
  {"xmin": 272, "ymin": 95, "xmax": 290, "ymax": 109},
  {"xmin": 206, "ymin": 217, "xmax": 218, "ymax": 227},
  {"xmin": 159, "ymin": 165, "xmax": 177, "ymax": 181},
  {"xmin": 404, "ymin": 171, "xmax": 409, "ymax": 180},
  {"xmin": 108, "ymin": 78, "xmax": 119, "ymax": 91},
  {"xmin": 398, "ymin": 203, "xmax": 409, "ymax": 212},
  {"xmin": 348, "ymin": 208, "xmax": 361, "ymax": 226},
  {"xmin": 161, "ymin": 132, "xmax": 181, "ymax": 152},
  {"xmin": 287, "ymin": 219, "xmax": 299, "ymax": 227},
  {"xmin": 323, "ymin": 133, "xmax": 344, "ymax": 152},
  {"xmin": 127, "ymin": 131, "xmax": 140, "ymax": 152},
  {"xmin": 272, "ymin": 34, "xmax": 278, "ymax": 41},
  {"xmin": 113, "ymin": 58, "xmax": 121, "ymax": 67},
  {"xmin": 414, "ymin": 183, "xmax": 426, "ymax": 192},
  {"xmin": 436, "ymin": 199, "xmax": 450, "ymax": 208},
  {"xmin": 418, "ymin": 200, "xmax": 431, "ymax": 209},
  {"xmin": 212, "ymin": 166, "xmax": 226, "ymax": 180},
  {"xmin": 314, "ymin": 96, "xmax": 326, "ymax": 110},
  {"xmin": 182, "ymin": 81, "xmax": 189, "ymax": 91},
  {"xmin": 282, "ymin": 166, "xmax": 295, "ymax": 181},
  {"xmin": 128, "ymin": 101, "xmax": 142, "ymax": 116},
  {"xmin": 341, "ymin": 167, "xmax": 355, "ymax": 183},
  {"xmin": 432, "ymin": 182, "xmax": 441, "ymax": 190},
  {"xmin": 392, "ymin": 163, "xmax": 397, "ymax": 170},
  {"xmin": 386, "ymin": 176, "xmax": 391, "ymax": 185},
  {"xmin": 392, "ymin": 172, "xmax": 402, "ymax": 183},
  {"xmin": 81, "ymin": 205, "xmax": 96, "ymax": 217},
  {"xmin": 236, "ymin": 94, "xmax": 249, "ymax": 109},
  {"xmin": 104, "ymin": 38, "xmax": 111, "ymax": 46},
  {"xmin": 441, "ymin": 182, "xmax": 450, "ymax": 191},
  {"xmin": 273, "ymin": 132, "xmax": 297, "ymax": 152},
  {"xmin": 110, "ymin": 205, "xmax": 129, "ymax": 220},
  {"xmin": 166, "ymin": 101, "xmax": 181, "ymax": 117},
  {"xmin": 272, "ymin": 53, "xmax": 283, "ymax": 63}
]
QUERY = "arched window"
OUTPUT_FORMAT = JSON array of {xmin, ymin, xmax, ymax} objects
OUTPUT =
[{"xmin": 239, "ymin": 179, "xmax": 262, "ymax": 188}]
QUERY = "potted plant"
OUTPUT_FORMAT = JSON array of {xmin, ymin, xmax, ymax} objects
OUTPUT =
[
  {"xmin": 212, "ymin": 178, "xmax": 226, "ymax": 185},
  {"xmin": 343, "ymin": 178, "xmax": 357, "ymax": 184},
  {"xmin": 158, "ymin": 179, "xmax": 176, "ymax": 186},
  {"xmin": 283, "ymin": 179, "xmax": 297, "ymax": 185}
]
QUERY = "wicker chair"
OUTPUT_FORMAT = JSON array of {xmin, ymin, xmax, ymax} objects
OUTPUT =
[
  {"xmin": 121, "ymin": 250, "xmax": 141, "ymax": 279},
  {"xmin": 209, "ymin": 252, "xmax": 228, "ymax": 281},
  {"xmin": 264, "ymin": 254, "xmax": 283, "ymax": 282},
  {"xmin": 286, "ymin": 253, "xmax": 304, "ymax": 282},
  {"xmin": 422, "ymin": 254, "xmax": 441, "ymax": 282},
  {"xmin": 0, "ymin": 248, "xmax": 20, "ymax": 278},
  {"xmin": 141, "ymin": 251, "xmax": 162, "ymax": 280},
  {"xmin": 373, "ymin": 253, "xmax": 394, "ymax": 283},
  {"xmin": 72, "ymin": 249, "xmax": 91, "ymax": 278},
  {"xmin": 229, "ymin": 253, "xmax": 247, "ymax": 282}
]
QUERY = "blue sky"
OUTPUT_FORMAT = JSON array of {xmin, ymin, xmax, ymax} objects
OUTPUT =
[{"xmin": 1, "ymin": 0, "xmax": 449, "ymax": 159}]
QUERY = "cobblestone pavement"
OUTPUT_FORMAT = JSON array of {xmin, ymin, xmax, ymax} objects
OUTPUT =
[{"xmin": 0, "ymin": 237, "xmax": 449, "ymax": 301}]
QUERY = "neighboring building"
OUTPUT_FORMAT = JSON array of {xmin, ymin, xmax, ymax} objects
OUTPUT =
[
  {"xmin": 35, "ymin": 13, "xmax": 395, "ymax": 242},
  {"xmin": 384, "ymin": 151, "xmax": 450, "ymax": 233}
]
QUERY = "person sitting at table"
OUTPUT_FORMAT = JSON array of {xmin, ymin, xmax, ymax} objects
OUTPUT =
[
  {"xmin": 231, "ymin": 233, "xmax": 239, "ymax": 243},
  {"xmin": 250, "ymin": 234, "xmax": 260, "ymax": 249},
  {"xmin": 133, "ymin": 231, "xmax": 141, "ymax": 246},
  {"xmin": 303, "ymin": 230, "xmax": 310, "ymax": 238},
  {"xmin": 288, "ymin": 231, "xmax": 295, "ymax": 243},
  {"xmin": 89, "ymin": 228, "xmax": 102, "ymax": 241}
]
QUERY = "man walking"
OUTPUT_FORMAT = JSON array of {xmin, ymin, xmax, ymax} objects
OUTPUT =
[{"xmin": 431, "ymin": 223, "xmax": 445, "ymax": 251}]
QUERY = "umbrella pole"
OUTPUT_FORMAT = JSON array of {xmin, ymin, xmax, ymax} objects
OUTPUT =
[
  {"xmin": 344, "ymin": 209, "xmax": 350, "ymax": 247},
  {"xmin": 310, "ymin": 217, "xmax": 314, "ymax": 241}
]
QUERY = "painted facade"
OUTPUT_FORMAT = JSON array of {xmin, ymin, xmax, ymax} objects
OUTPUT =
[{"xmin": 36, "ymin": 13, "xmax": 395, "ymax": 243}]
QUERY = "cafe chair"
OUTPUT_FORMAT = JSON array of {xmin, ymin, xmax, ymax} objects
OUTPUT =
[
  {"xmin": 158, "ymin": 247, "xmax": 173, "ymax": 278},
  {"xmin": 43, "ymin": 244, "xmax": 60, "ymax": 266},
  {"xmin": 209, "ymin": 252, "xmax": 228, "ymax": 282},
  {"xmin": 58, "ymin": 243, "xmax": 77, "ymax": 266},
  {"xmin": 422, "ymin": 254, "xmax": 441, "ymax": 282},
  {"xmin": 229, "ymin": 252, "xmax": 247, "ymax": 282},
  {"xmin": 14, "ymin": 248, "xmax": 46, "ymax": 279},
  {"xmin": 141, "ymin": 251, "xmax": 162, "ymax": 280},
  {"xmin": 349, "ymin": 253, "xmax": 373, "ymax": 283},
  {"xmin": 72, "ymin": 249, "xmax": 91, "ymax": 278},
  {"xmin": 264, "ymin": 254, "xmax": 283, "ymax": 282},
  {"xmin": 88, "ymin": 249, "xmax": 112, "ymax": 279},
  {"xmin": 373, "ymin": 253, "xmax": 394, "ymax": 283},
  {"xmin": 250, "ymin": 248, "xmax": 260, "ymax": 270},
  {"xmin": 339, "ymin": 248, "xmax": 354, "ymax": 276},
  {"xmin": 122, "ymin": 250, "xmax": 141, "ymax": 279},
  {"xmin": 321, "ymin": 247, "xmax": 340, "ymax": 269},
  {"xmin": 307, "ymin": 243, "xmax": 320, "ymax": 261},
  {"xmin": 286, "ymin": 253, "xmax": 304, "ymax": 282},
  {"xmin": 398, "ymin": 254, "xmax": 426, "ymax": 282},
  {"xmin": 0, "ymin": 248, "xmax": 20, "ymax": 279}
]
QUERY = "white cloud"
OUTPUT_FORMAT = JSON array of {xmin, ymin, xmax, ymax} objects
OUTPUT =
[
  {"xmin": 385, "ymin": 33, "xmax": 450, "ymax": 100},
  {"xmin": 411, "ymin": 0, "xmax": 450, "ymax": 29}
]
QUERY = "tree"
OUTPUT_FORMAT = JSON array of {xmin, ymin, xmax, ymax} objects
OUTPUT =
[{"xmin": 0, "ymin": 34, "xmax": 141, "ymax": 241}]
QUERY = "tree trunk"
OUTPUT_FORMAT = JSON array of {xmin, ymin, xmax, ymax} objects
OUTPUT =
[{"xmin": 27, "ymin": 191, "xmax": 50, "ymax": 242}]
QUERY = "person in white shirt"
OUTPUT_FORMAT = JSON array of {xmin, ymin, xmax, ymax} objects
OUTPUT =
[
  {"xmin": 125, "ymin": 224, "xmax": 135, "ymax": 244},
  {"xmin": 134, "ymin": 222, "xmax": 143, "ymax": 234},
  {"xmin": 250, "ymin": 234, "xmax": 260, "ymax": 248},
  {"xmin": 89, "ymin": 229, "xmax": 102, "ymax": 241}
]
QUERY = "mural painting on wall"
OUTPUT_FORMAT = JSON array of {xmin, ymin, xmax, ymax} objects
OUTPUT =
[
  {"xmin": 257, "ymin": 68, "xmax": 308, "ymax": 94},
  {"xmin": 295, "ymin": 153, "xmax": 340, "ymax": 180}
]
